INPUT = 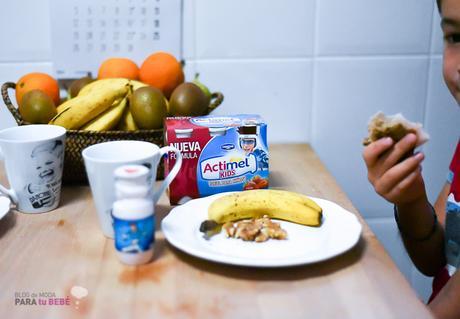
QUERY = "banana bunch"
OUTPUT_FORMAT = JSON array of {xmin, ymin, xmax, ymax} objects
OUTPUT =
[
  {"xmin": 50, "ymin": 78, "xmax": 149, "ymax": 131},
  {"xmin": 81, "ymin": 96, "xmax": 127, "ymax": 131},
  {"xmin": 200, "ymin": 189, "xmax": 323, "ymax": 236}
]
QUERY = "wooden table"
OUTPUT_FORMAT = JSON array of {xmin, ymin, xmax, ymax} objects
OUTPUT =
[{"xmin": 0, "ymin": 144, "xmax": 433, "ymax": 318}]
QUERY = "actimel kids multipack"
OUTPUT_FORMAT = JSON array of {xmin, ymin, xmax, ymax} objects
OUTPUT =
[{"xmin": 164, "ymin": 114, "xmax": 269, "ymax": 205}]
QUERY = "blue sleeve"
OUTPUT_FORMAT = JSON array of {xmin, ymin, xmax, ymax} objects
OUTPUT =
[{"xmin": 448, "ymin": 170, "xmax": 454, "ymax": 184}]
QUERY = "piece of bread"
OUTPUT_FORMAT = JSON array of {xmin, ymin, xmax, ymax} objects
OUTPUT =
[{"xmin": 363, "ymin": 112, "xmax": 429, "ymax": 146}]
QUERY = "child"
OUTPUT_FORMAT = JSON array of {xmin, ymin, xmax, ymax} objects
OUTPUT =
[
  {"xmin": 362, "ymin": 0, "xmax": 459, "ymax": 318},
  {"xmin": 26, "ymin": 140, "xmax": 64, "ymax": 209}
]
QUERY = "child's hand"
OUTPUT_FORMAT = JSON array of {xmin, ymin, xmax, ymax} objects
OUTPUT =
[{"xmin": 362, "ymin": 133, "xmax": 427, "ymax": 206}]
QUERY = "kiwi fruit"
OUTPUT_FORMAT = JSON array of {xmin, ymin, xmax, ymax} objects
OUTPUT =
[
  {"xmin": 130, "ymin": 86, "xmax": 167, "ymax": 129},
  {"xmin": 19, "ymin": 90, "xmax": 57, "ymax": 124},
  {"xmin": 68, "ymin": 76, "xmax": 94, "ymax": 98},
  {"xmin": 169, "ymin": 82, "xmax": 210, "ymax": 116}
]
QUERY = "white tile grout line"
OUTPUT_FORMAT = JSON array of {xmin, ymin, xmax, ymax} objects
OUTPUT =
[
  {"xmin": 423, "ymin": 4, "xmax": 439, "ymax": 132},
  {"xmin": 182, "ymin": 54, "xmax": 442, "ymax": 64},
  {"xmin": 180, "ymin": 0, "xmax": 184, "ymax": 60},
  {"xmin": 0, "ymin": 61, "xmax": 55, "ymax": 66},
  {"xmin": 1, "ymin": 55, "xmax": 444, "ymax": 68},
  {"xmin": 193, "ymin": 0, "xmax": 197, "ymax": 62},
  {"xmin": 4, "ymin": 56, "xmax": 445, "ymax": 67},
  {"xmin": 189, "ymin": 0, "xmax": 197, "ymax": 75},
  {"xmin": 310, "ymin": 0, "xmax": 320, "ymax": 146},
  {"xmin": 0, "ymin": 56, "xmax": 442, "ymax": 66}
]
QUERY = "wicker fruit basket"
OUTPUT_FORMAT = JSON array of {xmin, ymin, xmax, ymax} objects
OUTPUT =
[{"xmin": 1, "ymin": 82, "xmax": 223, "ymax": 185}]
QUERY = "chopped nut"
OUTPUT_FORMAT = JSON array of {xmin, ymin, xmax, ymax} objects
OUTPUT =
[
  {"xmin": 222, "ymin": 216, "xmax": 287, "ymax": 243},
  {"xmin": 223, "ymin": 222, "xmax": 236, "ymax": 237},
  {"xmin": 235, "ymin": 222, "xmax": 259, "ymax": 241},
  {"xmin": 255, "ymin": 232, "xmax": 269, "ymax": 242},
  {"xmin": 270, "ymin": 228, "xmax": 288, "ymax": 240}
]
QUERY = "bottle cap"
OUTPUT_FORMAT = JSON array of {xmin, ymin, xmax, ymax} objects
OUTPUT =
[
  {"xmin": 112, "ymin": 198, "xmax": 154, "ymax": 220},
  {"xmin": 114, "ymin": 165, "xmax": 150, "ymax": 183},
  {"xmin": 209, "ymin": 127, "xmax": 227, "ymax": 136},
  {"xmin": 114, "ymin": 165, "xmax": 151, "ymax": 199},
  {"xmin": 115, "ymin": 184, "xmax": 150, "ymax": 199}
]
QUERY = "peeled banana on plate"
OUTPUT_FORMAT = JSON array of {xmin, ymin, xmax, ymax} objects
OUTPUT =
[{"xmin": 200, "ymin": 189, "xmax": 323, "ymax": 236}]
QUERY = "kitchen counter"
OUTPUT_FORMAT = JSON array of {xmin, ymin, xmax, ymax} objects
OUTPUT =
[{"xmin": 0, "ymin": 144, "xmax": 433, "ymax": 318}]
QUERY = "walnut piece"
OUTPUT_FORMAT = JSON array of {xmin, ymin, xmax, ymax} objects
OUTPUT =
[{"xmin": 223, "ymin": 215, "xmax": 287, "ymax": 242}]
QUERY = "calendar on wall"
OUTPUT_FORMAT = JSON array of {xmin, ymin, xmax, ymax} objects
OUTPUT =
[{"xmin": 50, "ymin": 0, "xmax": 182, "ymax": 79}]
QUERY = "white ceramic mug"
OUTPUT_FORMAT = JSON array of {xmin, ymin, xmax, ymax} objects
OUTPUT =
[
  {"xmin": 82, "ymin": 140, "xmax": 182, "ymax": 238},
  {"xmin": 0, "ymin": 125, "xmax": 66, "ymax": 213}
]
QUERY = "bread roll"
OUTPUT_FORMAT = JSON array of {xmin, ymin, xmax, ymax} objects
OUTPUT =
[{"xmin": 363, "ymin": 112, "xmax": 429, "ymax": 146}]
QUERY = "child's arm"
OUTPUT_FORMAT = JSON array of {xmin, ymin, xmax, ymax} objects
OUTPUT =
[
  {"xmin": 429, "ymin": 268, "xmax": 460, "ymax": 319},
  {"xmin": 397, "ymin": 193, "xmax": 446, "ymax": 276},
  {"xmin": 363, "ymin": 133, "xmax": 446, "ymax": 276},
  {"xmin": 434, "ymin": 183, "xmax": 450, "ymax": 226}
]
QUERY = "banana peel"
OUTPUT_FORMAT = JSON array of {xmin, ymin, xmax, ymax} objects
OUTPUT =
[
  {"xmin": 130, "ymin": 79, "xmax": 149, "ymax": 91},
  {"xmin": 117, "ymin": 108, "xmax": 138, "ymax": 131},
  {"xmin": 49, "ymin": 82, "xmax": 130, "ymax": 130},
  {"xmin": 77, "ymin": 78, "xmax": 130, "ymax": 97},
  {"xmin": 52, "ymin": 78, "xmax": 161, "ymax": 131},
  {"xmin": 81, "ymin": 96, "xmax": 128, "ymax": 131}
]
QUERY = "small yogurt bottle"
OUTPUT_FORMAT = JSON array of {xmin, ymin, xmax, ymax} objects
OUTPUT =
[{"xmin": 112, "ymin": 165, "xmax": 154, "ymax": 265}]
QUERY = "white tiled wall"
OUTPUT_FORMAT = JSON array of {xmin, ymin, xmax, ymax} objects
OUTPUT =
[
  {"xmin": 193, "ymin": 0, "xmax": 315, "ymax": 58},
  {"xmin": 316, "ymin": 0, "xmax": 433, "ymax": 55},
  {"xmin": 0, "ymin": 1, "xmax": 51, "ymax": 62},
  {"xmin": 186, "ymin": 59, "xmax": 313, "ymax": 142},
  {"xmin": 1, "ymin": 0, "xmax": 459, "ymax": 302}
]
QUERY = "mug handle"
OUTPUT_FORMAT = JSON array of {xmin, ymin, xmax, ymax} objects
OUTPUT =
[
  {"xmin": 152, "ymin": 146, "xmax": 182, "ymax": 204},
  {"xmin": 0, "ymin": 146, "xmax": 18, "ymax": 203}
]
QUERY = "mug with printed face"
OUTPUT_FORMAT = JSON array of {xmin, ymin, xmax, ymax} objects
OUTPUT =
[
  {"xmin": 82, "ymin": 140, "xmax": 182, "ymax": 238},
  {"xmin": 0, "ymin": 125, "xmax": 66, "ymax": 213}
]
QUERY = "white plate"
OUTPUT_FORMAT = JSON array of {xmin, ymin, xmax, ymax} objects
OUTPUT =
[
  {"xmin": 161, "ymin": 193, "xmax": 362, "ymax": 267},
  {"xmin": 0, "ymin": 196, "xmax": 11, "ymax": 220}
]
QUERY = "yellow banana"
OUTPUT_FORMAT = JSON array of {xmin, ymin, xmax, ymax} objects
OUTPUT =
[
  {"xmin": 78, "ymin": 78, "xmax": 130, "ymax": 97},
  {"xmin": 265, "ymin": 189, "xmax": 322, "ymax": 212},
  {"xmin": 130, "ymin": 79, "xmax": 149, "ymax": 91},
  {"xmin": 78, "ymin": 78, "xmax": 146, "ymax": 98},
  {"xmin": 49, "ymin": 83, "xmax": 130, "ymax": 129},
  {"xmin": 58, "ymin": 95, "xmax": 122, "ymax": 114},
  {"xmin": 58, "ymin": 95, "xmax": 73, "ymax": 113},
  {"xmin": 164, "ymin": 97, "xmax": 170, "ymax": 115},
  {"xmin": 81, "ymin": 96, "xmax": 128, "ymax": 131},
  {"xmin": 118, "ymin": 108, "xmax": 138, "ymax": 131},
  {"xmin": 207, "ymin": 189, "xmax": 323, "ymax": 227}
]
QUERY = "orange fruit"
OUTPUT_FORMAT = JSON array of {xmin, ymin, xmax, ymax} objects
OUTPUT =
[
  {"xmin": 139, "ymin": 52, "xmax": 184, "ymax": 98},
  {"xmin": 98, "ymin": 57, "xmax": 139, "ymax": 80},
  {"xmin": 16, "ymin": 72, "xmax": 60, "ymax": 107}
]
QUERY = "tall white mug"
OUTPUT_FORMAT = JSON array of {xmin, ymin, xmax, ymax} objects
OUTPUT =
[
  {"xmin": 82, "ymin": 140, "xmax": 182, "ymax": 238},
  {"xmin": 0, "ymin": 125, "xmax": 66, "ymax": 213}
]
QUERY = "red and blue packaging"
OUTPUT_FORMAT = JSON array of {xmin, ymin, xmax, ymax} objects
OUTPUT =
[{"xmin": 164, "ymin": 115, "xmax": 269, "ymax": 205}]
